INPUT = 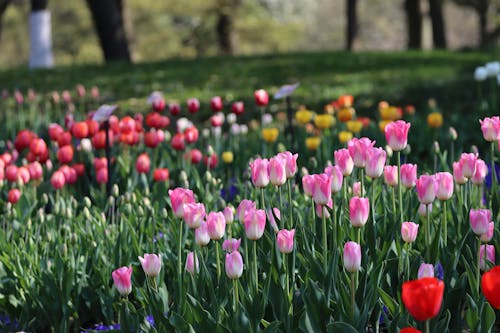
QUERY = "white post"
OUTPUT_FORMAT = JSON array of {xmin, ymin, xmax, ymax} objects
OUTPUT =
[{"xmin": 29, "ymin": 10, "xmax": 54, "ymax": 68}]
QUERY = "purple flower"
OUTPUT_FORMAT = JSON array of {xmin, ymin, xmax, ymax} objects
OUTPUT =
[{"xmin": 434, "ymin": 262, "xmax": 444, "ymax": 280}]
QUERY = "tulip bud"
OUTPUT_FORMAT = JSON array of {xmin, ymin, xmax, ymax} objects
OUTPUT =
[
  {"xmin": 112, "ymin": 184, "xmax": 119, "ymax": 197},
  {"xmin": 418, "ymin": 263, "xmax": 434, "ymax": 279},
  {"xmin": 84, "ymin": 196, "xmax": 92, "ymax": 208},
  {"xmin": 343, "ymin": 241, "xmax": 361, "ymax": 273},
  {"xmin": 449, "ymin": 127, "xmax": 458, "ymax": 141}
]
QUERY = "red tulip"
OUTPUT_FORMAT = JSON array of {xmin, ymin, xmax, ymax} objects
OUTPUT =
[
  {"xmin": 204, "ymin": 154, "xmax": 218, "ymax": 169},
  {"xmin": 184, "ymin": 127, "xmax": 199, "ymax": 144},
  {"xmin": 96, "ymin": 167, "xmax": 108, "ymax": 184},
  {"xmin": 254, "ymin": 89, "xmax": 269, "ymax": 106},
  {"xmin": 187, "ymin": 98, "xmax": 200, "ymax": 114},
  {"xmin": 135, "ymin": 153, "xmax": 151, "ymax": 174},
  {"xmin": 144, "ymin": 130, "xmax": 161, "ymax": 148},
  {"xmin": 5, "ymin": 165, "xmax": 18, "ymax": 182},
  {"xmin": 14, "ymin": 129, "xmax": 35, "ymax": 151},
  {"xmin": 48, "ymin": 123, "xmax": 64, "ymax": 141},
  {"xmin": 152, "ymin": 98, "xmax": 166, "ymax": 112},
  {"xmin": 60, "ymin": 165, "xmax": 78, "ymax": 184},
  {"xmin": 57, "ymin": 145, "xmax": 74, "ymax": 164},
  {"xmin": 17, "ymin": 166, "xmax": 30, "ymax": 184},
  {"xmin": 402, "ymin": 277, "xmax": 444, "ymax": 321},
  {"xmin": 171, "ymin": 133, "xmax": 185, "ymax": 151},
  {"xmin": 94, "ymin": 157, "xmax": 107, "ymax": 171},
  {"xmin": 153, "ymin": 168, "xmax": 169, "ymax": 182},
  {"xmin": 186, "ymin": 149, "xmax": 202, "ymax": 164},
  {"xmin": 210, "ymin": 96, "xmax": 223, "ymax": 112},
  {"xmin": 51, "ymin": 170, "xmax": 66, "ymax": 189},
  {"xmin": 57, "ymin": 131, "xmax": 72, "ymax": 147},
  {"xmin": 72, "ymin": 163, "xmax": 85, "ymax": 177},
  {"xmin": 92, "ymin": 130, "xmax": 109, "ymax": 149},
  {"xmin": 86, "ymin": 119, "xmax": 99, "ymax": 137},
  {"xmin": 29, "ymin": 138, "xmax": 47, "ymax": 157},
  {"xmin": 8, "ymin": 188, "xmax": 21, "ymax": 204},
  {"xmin": 119, "ymin": 116, "xmax": 136, "ymax": 134},
  {"xmin": 231, "ymin": 101, "xmax": 244, "ymax": 115},
  {"xmin": 169, "ymin": 103, "xmax": 181, "ymax": 116},
  {"xmin": 482, "ymin": 266, "xmax": 500, "ymax": 309},
  {"xmin": 72, "ymin": 121, "xmax": 89, "ymax": 139},
  {"xmin": 28, "ymin": 161, "xmax": 43, "ymax": 180}
]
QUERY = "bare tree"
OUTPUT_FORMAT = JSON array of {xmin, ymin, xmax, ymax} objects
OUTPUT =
[
  {"xmin": 405, "ymin": 0, "xmax": 422, "ymax": 48},
  {"xmin": 454, "ymin": 0, "xmax": 500, "ymax": 47},
  {"xmin": 428, "ymin": 0, "xmax": 447, "ymax": 48},
  {"xmin": 346, "ymin": 0, "xmax": 358, "ymax": 50},
  {"xmin": 86, "ymin": 0, "xmax": 131, "ymax": 62},
  {"xmin": 215, "ymin": 0, "xmax": 242, "ymax": 55}
]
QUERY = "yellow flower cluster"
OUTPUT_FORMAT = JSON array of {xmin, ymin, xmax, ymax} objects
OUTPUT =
[{"xmin": 262, "ymin": 128, "xmax": 279, "ymax": 143}]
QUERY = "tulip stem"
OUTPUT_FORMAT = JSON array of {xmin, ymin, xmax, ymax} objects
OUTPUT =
[
  {"xmin": 322, "ymin": 205, "xmax": 328, "ymax": 274},
  {"xmin": 310, "ymin": 197, "xmax": 316, "ymax": 258},
  {"xmin": 350, "ymin": 272, "xmax": 356, "ymax": 319},
  {"xmin": 391, "ymin": 187, "xmax": 396, "ymax": 219},
  {"xmin": 360, "ymin": 168, "xmax": 364, "ymax": 197},
  {"xmin": 331, "ymin": 198, "xmax": 337, "ymax": 251},
  {"xmin": 215, "ymin": 241, "xmax": 221, "ymax": 282},
  {"xmin": 476, "ymin": 237, "xmax": 481, "ymax": 295},
  {"xmin": 397, "ymin": 151, "xmax": 403, "ymax": 224},
  {"xmin": 287, "ymin": 179, "xmax": 293, "ymax": 230},
  {"xmin": 177, "ymin": 219, "xmax": 184, "ymax": 310},
  {"xmin": 443, "ymin": 200, "xmax": 447, "ymax": 247},
  {"xmin": 278, "ymin": 186, "xmax": 284, "ymax": 229},
  {"xmin": 491, "ymin": 141, "xmax": 496, "ymax": 210},
  {"xmin": 253, "ymin": 240, "xmax": 258, "ymax": 292},
  {"xmin": 261, "ymin": 188, "xmax": 266, "ymax": 211},
  {"xmin": 233, "ymin": 279, "xmax": 239, "ymax": 312},
  {"xmin": 425, "ymin": 319, "xmax": 430, "ymax": 333},
  {"xmin": 426, "ymin": 204, "xmax": 430, "ymax": 262}
]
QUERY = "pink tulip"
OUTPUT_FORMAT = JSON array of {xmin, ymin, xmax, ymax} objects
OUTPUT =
[
  {"xmin": 352, "ymin": 181, "xmax": 363, "ymax": 197},
  {"xmin": 416, "ymin": 174, "xmax": 437, "ymax": 204},
  {"xmin": 480, "ymin": 116, "xmax": 500, "ymax": 142},
  {"xmin": 185, "ymin": 252, "xmax": 199, "ymax": 274},
  {"xmin": 349, "ymin": 196, "xmax": 370, "ymax": 227},
  {"xmin": 195, "ymin": 222, "xmax": 211, "ymax": 246},
  {"xmin": 277, "ymin": 229, "xmax": 295, "ymax": 254},
  {"xmin": 480, "ymin": 245, "xmax": 496, "ymax": 270},
  {"xmin": 236, "ymin": 199, "xmax": 256, "ymax": 222},
  {"xmin": 418, "ymin": 203, "xmax": 432, "ymax": 217},
  {"xmin": 343, "ymin": 241, "xmax": 361, "ymax": 273},
  {"xmin": 277, "ymin": 151, "xmax": 298, "ymax": 178},
  {"xmin": 324, "ymin": 165, "xmax": 343, "ymax": 193},
  {"xmin": 112, "ymin": 266, "xmax": 133, "ymax": 296},
  {"xmin": 471, "ymin": 159, "xmax": 488, "ymax": 185},
  {"xmin": 435, "ymin": 172, "xmax": 454, "ymax": 201},
  {"xmin": 334, "ymin": 148, "xmax": 354, "ymax": 176},
  {"xmin": 470, "ymin": 209, "xmax": 492, "ymax": 236},
  {"xmin": 384, "ymin": 165, "xmax": 398, "ymax": 187},
  {"xmin": 244, "ymin": 208, "xmax": 267, "ymax": 240},
  {"xmin": 249, "ymin": 158, "xmax": 270, "ymax": 188},
  {"xmin": 138, "ymin": 253, "xmax": 162, "ymax": 277},
  {"xmin": 254, "ymin": 89, "xmax": 269, "ymax": 106},
  {"xmin": 347, "ymin": 137, "xmax": 375, "ymax": 168},
  {"xmin": 266, "ymin": 208, "xmax": 280, "ymax": 233},
  {"xmin": 269, "ymin": 156, "xmax": 286, "ymax": 186},
  {"xmin": 481, "ymin": 222, "xmax": 495, "ymax": 242},
  {"xmin": 459, "ymin": 153, "xmax": 478, "ymax": 179},
  {"xmin": 223, "ymin": 206, "xmax": 234, "ymax": 224},
  {"xmin": 182, "ymin": 202, "xmax": 206, "ymax": 229},
  {"xmin": 206, "ymin": 211, "xmax": 226, "ymax": 240},
  {"xmin": 384, "ymin": 120, "xmax": 411, "ymax": 151},
  {"xmin": 169, "ymin": 188, "xmax": 195, "ymax": 218},
  {"xmin": 453, "ymin": 162, "xmax": 467, "ymax": 185},
  {"xmin": 302, "ymin": 174, "xmax": 315, "ymax": 197},
  {"xmin": 135, "ymin": 153, "xmax": 150, "ymax": 174},
  {"xmin": 401, "ymin": 164, "xmax": 417, "ymax": 188},
  {"xmin": 365, "ymin": 147, "xmax": 386, "ymax": 178},
  {"xmin": 401, "ymin": 222, "xmax": 419, "ymax": 243},
  {"xmin": 225, "ymin": 251, "xmax": 244, "ymax": 279},
  {"xmin": 210, "ymin": 96, "xmax": 223, "ymax": 112},
  {"xmin": 316, "ymin": 198, "xmax": 332, "ymax": 218},
  {"xmin": 312, "ymin": 173, "xmax": 332, "ymax": 205},
  {"xmin": 223, "ymin": 238, "xmax": 241, "ymax": 252},
  {"xmin": 417, "ymin": 263, "xmax": 434, "ymax": 279}
]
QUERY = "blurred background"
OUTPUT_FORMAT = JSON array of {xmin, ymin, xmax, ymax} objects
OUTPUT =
[{"xmin": 0, "ymin": 0, "xmax": 498, "ymax": 67}]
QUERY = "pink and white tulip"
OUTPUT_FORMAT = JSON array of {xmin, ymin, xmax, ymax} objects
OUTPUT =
[
  {"xmin": 277, "ymin": 229, "xmax": 295, "ymax": 254},
  {"xmin": 138, "ymin": 254, "xmax": 162, "ymax": 277},
  {"xmin": 302, "ymin": 174, "xmax": 315, "ymax": 197},
  {"xmin": 269, "ymin": 156, "xmax": 286, "ymax": 186},
  {"xmin": 334, "ymin": 148, "xmax": 354, "ymax": 176},
  {"xmin": 195, "ymin": 222, "xmax": 211, "ymax": 246},
  {"xmin": 169, "ymin": 188, "xmax": 195, "ymax": 218},
  {"xmin": 223, "ymin": 238, "xmax": 242, "ymax": 252},
  {"xmin": 185, "ymin": 252, "xmax": 200, "ymax": 274},
  {"xmin": 347, "ymin": 137, "xmax": 375, "ymax": 168},
  {"xmin": 401, "ymin": 222, "xmax": 419, "ymax": 243},
  {"xmin": 384, "ymin": 165, "xmax": 398, "ymax": 187},
  {"xmin": 435, "ymin": 172, "xmax": 454, "ymax": 201},
  {"xmin": 384, "ymin": 120, "xmax": 411, "ymax": 151},
  {"xmin": 470, "ymin": 209, "xmax": 492, "ymax": 236},
  {"xmin": 459, "ymin": 153, "xmax": 478, "ymax": 179},
  {"xmin": 480, "ymin": 245, "xmax": 496, "ymax": 270},
  {"xmin": 277, "ymin": 151, "xmax": 298, "ymax": 178},
  {"xmin": 324, "ymin": 165, "xmax": 343, "ymax": 193},
  {"xmin": 112, "ymin": 266, "xmax": 133, "ymax": 296},
  {"xmin": 206, "ymin": 211, "xmax": 226, "ymax": 240},
  {"xmin": 416, "ymin": 174, "xmax": 437, "ymax": 204},
  {"xmin": 182, "ymin": 202, "xmax": 206, "ymax": 229},
  {"xmin": 244, "ymin": 208, "xmax": 267, "ymax": 240},
  {"xmin": 349, "ymin": 196, "xmax": 370, "ymax": 227},
  {"xmin": 417, "ymin": 263, "xmax": 434, "ymax": 279},
  {"xmin": 312, "ymin": 173, "xmax": 332, "ymax": 205},
  {"xmin": 237, "ymin": 199, "xmax": 256, "ymax": 222},
  {"xmin": 401, "ymin": 163, "xmax": 417, "ymax": 188},
  {"xmin": 225, "ymin": 251, "xmax": 244, "ymax": 279},
  {"xmin": 365, "ymin": 147, "xmax": 386, "ymax": 178},
  {"xmin": 480, "ymin": 116, "xmax": 500, "ymax": 142},
  {"xmin": 453, "ymin": 162, "xmax": 467, "ymax": 185},
  {"xmin": 481, "ymin": 222, "xmax": 495, "ymax": 242},
  {"xmin": 249, "ymin": 158, "xmax": 270, "ymax": 188},
  {"xmin": 472, "ymin": 159, "xmax": 488, "ymax": 185},
  {"xmin": 343, "ymin": 241, "xmax": 361, "ymax": 273}
]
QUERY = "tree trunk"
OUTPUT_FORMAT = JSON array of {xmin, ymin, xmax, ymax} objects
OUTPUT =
[
  {"xmin": 428, "ymin": 0, "xmax": 447, "ymax": 48},
  {"xmin": 0, "ymin": 0, "xmax": 12, "ymax": 40},
  {"xmin": 404, "ymin": 0, "xmax": 422, "ymax": 49},
  {"xmin": 216, "ymin": 11, "xmax": 233, "ymax": 55},
  {"xmin": 346, "ymin": 0, "xmax": 358, "ymax": 51},
  {"xmin": 478, "ymin": 0, "xmax": 488, "ymax": 47},
  {"xmin": 29, "ymin": 0, "xmax": 53, "ymax": 68},
  {"xmin": 86, "ymin": 0, "xmax": 131, "ymax": 62}
]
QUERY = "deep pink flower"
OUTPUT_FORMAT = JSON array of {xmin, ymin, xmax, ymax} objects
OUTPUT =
[
  {"xmin": 269, "ymin": 156, "xmax": 286, "ymax": 186},
  {"xmin": 401, "ymin": 164, "xmax": 417, "ymax": 188},
  {"xmin": 384, "ymin": 120, "xmax": 411, "ymax": 151},
  {"xmin": 112, "ymin": 266, "xmax": 133, "ymax": 296},
  {"xmin": 249, "ymin": 158, "xmax": 270, "ymax": 188},
  {"xmin": 349, "ymin": 196, "xmax": 370, "ymax": 227},
  {"xmin": 347, "ymin": 137, "xmax": 375, "ymax": 168},
  {"xmin": 312, "ymin": 173, "xmax": 332, "ymax": 205},
  {"xmin": 365, "ymin": 147, "xmax": 386, "ymax": 178},
  {"xmin": 169, "ymin": 188, "xmax": 195, "ymax": 218},
  {"xmin": 334, "ymin": 148, "xmax": 354, "ymax": 176},
  {"xmin": 416, "ymin": 175, "xmax": 437, "ymax": 204},
  {"xmin": 277, "ymin": 151, "xmax": 298, "ymax": 178},
  {"xmin": 324, "ymin": 165, "xmax": 343, "ymax": 193},
  {"xmin": 277, "ymin": 229, "xmax": 295, "ymax": 254}
]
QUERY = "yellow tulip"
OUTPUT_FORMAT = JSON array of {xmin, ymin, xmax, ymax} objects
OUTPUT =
[
  {"xmin": 378, "ymin": 120, "xmax": 392, "ymax": 132},
  {"xmin": 222, "ymin": 151, "xmax": 234, "ymax": 164},
  {"xmin": 379, "ymin": 106, "xmax": 401, "ymax": 121},
  {"xmin": 295, "ymin": 109, "xmax": 313, "ymax": 125},
  {"xmin": 305, "ymin": 136, "xmax": 321, "ymax": 151},
  {"xmin": 346, "ymin": 120, "xmax": 363, "ymax": 134},
  {"xmin": 427, "ymin": 112, "xmax": 443, "ymax": 128},
  {"xmin": 314, "ymin": 114, "xmax": 335, "ymax": 130},
  {"xmin": 338, "ymin": 131, "xmax": 353, "ymax": 144},
  {"xmin": 337, "ymin": 107, "xmax": 355, "ymax": 122},
  {"xmin": 262, "ymin": 127, "xmax": 279, "ymax": 143}
]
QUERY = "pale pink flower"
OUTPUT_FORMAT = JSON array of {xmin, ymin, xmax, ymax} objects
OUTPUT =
[
  {"xmin": 384, "ymin": 120, "xmax": 411, "ymax": 151},
  {"xmin": 349, "ymin": 196, "xmax": 370, "ymax": 227},
  {"xmin": 365, "ymin": 147, "xmax": 386, "ymax": 178},
  {"xmin": 277, "ymin": 229, "xmax": 295, "ymax": 254},
  {"xmin": 343, "ymin": 241, "xmax": 361, "ymax": 273},
  {"xmin": 334, "ymin": 148, "xmax": 354, "ymax": 176},
  {"xmin": 401, "ymin": 163, "xmax": 417, "ymax": 188},
  {"xmin": 347, "ymin": 137, "xmax": 375, "ymax": 168},
  {"xmin": 249, "ymin": 158, "xmax": 270, "ymax": 188},
  {"xmin": 384, "ymin": 165, "xmax": 398, "ymax": 187},
  {"xmin": 435, "ymin": 172, "xmax": 454, "ymax": 201},
  {"xmin": 138, "ymin": 254, "xmax": 162, "ymax": 277}
]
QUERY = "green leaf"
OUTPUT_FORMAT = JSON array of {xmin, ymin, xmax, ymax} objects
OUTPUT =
[
  {"xmin": 378, "ymin": 287, "xmax": 398, "ymax": 317},
  {"xmin": 480, "ymin": 302, "xmax": 496, "ymax": 333},
  {"xmin": 326, "ymin": 321, "xmax": 358, "ymax": 333}
]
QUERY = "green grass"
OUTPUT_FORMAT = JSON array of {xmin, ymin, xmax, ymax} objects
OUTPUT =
[{"xmin": 0, "ymin": 49, "xmax": 495, "ymax": 110}]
